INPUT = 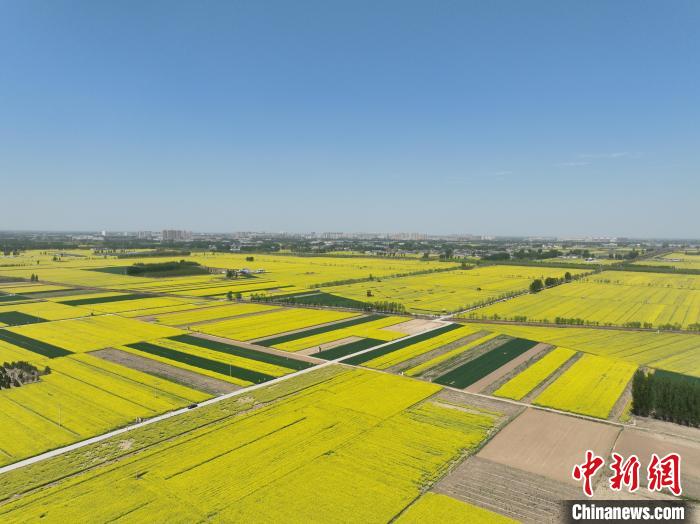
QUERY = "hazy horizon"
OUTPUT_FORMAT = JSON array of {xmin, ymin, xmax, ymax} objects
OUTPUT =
[{"xmin": 2, "ymin": 1, "xmax": 698, "ymax": 237}]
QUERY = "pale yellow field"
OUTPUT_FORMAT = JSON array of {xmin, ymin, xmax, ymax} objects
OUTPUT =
[
  {"xmin": 272, "ymin": 316, "xmax": 408, "ymax": 351},
  {"xmin": 194, "ymin": 308, "xmax": 359, "ymax": 341},
  {"xmin": 325, "ymin": 265, "xmax": 588, "ymax": 314},
  {"xmin": 7, "ymin": 315, "xmax": 183, "ymax": 353},
  {"xmin": 0, "ymin": 301, "xmax": 87, "ymax": 321},
  {"xmin": 151, "ymin": 302, "xmax": 280, "ymax": 326},
  {"xmin": 471, "ymin": 271, "xmax": 700, "ymax": 328}
]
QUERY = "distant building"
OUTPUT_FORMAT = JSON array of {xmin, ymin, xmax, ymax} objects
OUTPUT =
[{"xmin": 162, "ymin": 230, "xmax": 192, "ymax": 242}]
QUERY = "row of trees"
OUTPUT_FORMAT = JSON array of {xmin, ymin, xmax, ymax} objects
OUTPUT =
[
  {"xmin": 632, "ymin": 370, "xmax": 699, "ymax": 427},
  {"xmin": 529, "ymin": 272, "xmax": 574, "ymax": 293},
  {"xmin": 126, "ymin": 260, "xmax": 203, "ymax": 276}
]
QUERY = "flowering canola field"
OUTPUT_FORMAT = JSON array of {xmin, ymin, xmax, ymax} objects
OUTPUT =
[
  {"xmin": 0, "ymin": 368, "xmax": 500, "ymax": 522},
  {"xmin": 534, "ymin": 354, "xmax": 637, "ymax": 418}
]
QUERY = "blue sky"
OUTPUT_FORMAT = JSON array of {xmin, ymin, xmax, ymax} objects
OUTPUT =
[{"xmin": 1, "ymin": 1, "xmax": 698, "ymax": 237}]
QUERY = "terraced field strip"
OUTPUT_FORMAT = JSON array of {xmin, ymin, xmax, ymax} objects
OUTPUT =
[
  {"xmin": 314, "ymin": 338, "xmax": 386, "ymax": 360},
  {"xmin": 403, "ymin": 332, "xmax": 497, "ymax": 377},
  {"xmin": 0, "ymin": 329, "xmax": 71, "ymax": 358},
  {"xmin": 434, "ymin": 338, "xmax": 538, "ymax": 389},
  {"xmin": 254, "ymin": 314, "xmax": 386, "ymax": 347},
  {"xmin": 170, "ymin": 334, "xmax": 314, "ymax": 371},
  {"xmin": 127, "ymin": 341, "xmax": 276, "ymax": 384},
  {"xmin": 342, "ymin": 323, "xmax": 460, "ymax": 366},
  {"xmin": 493, "ymin": 347, "xmax": 577, "ymax": 401},
  {"xmin": 60, "ymin": 293, "xmax": 151, "ymax": 306},
  {"xmin": 0, "ymin": 311, "xmax": 46, "ymax": 326},
  {"xmin": 534, "ymin": 354, "xmax": 638, "ymax": 418}
]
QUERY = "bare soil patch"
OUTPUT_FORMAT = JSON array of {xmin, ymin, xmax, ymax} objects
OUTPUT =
[
  {"xmin": 383, "ymin": 318, "xmax": 443, "ymax": 335},
  {"xmin": 614, "ymin": 428, "xmax": 700, "ymax": 499},
  {"xmin": 92, "ymin": 348, "xmax": 239, "ymax": 396},
  {"xmin": 478, "ymin": 408, "xmax": 620, "ymax": 485},
  {"xmin": 434, "ymin": 456, "xmax": 581, "ymax": 523}
]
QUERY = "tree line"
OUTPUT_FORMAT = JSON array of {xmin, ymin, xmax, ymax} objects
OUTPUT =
[{"xmin": 632, "ymin": 369, "xmax": 699, "ymax": 427}]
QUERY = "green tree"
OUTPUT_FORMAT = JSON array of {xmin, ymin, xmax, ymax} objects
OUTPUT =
[{"xmin": 529, "ymin": 279, "xmax": 544, "ymax": 293}]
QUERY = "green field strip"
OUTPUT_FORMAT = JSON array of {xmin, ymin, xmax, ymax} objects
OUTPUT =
[
  {"xmin": 0, "ymin": 294, "xmax": 30, "ymax": 303},
  {"xmin": 653, "ymin": 369, "xmax": 700, "ymax": 385},
  {"xmin": 60, "ymin": 293, "xmax": 152, "ymax": 306},
  {"xmin": 434, "ymin": 338, "xmax": 538, "ymax": 388},
  {"xmin": 0, "ymin": 311, "xmax": 47, "ymax": 326},
  {"xmin": 342, "ymin": 324, "xmax": 462, "ymax": 366},
  {"xmin": 315, "ymin": 338, "xmax": 385, "ymax": 360},
  {"xmin": 126, "ymin": 341, "xmax": 276, "ymax": 384},
  {"xmin": 270, "ymin": 291, "xmax": 370, "ymax": 309},
  {"xmin": 169, "ymin": 334, "xmax": 314, "ymax": 371},
  {"xmin": 255, "ymin": 314, "xmax": 385, "ymax": 347},
  {"xmin": 0, "ymin": 330, "xmax": 72, "ymax": 358}
]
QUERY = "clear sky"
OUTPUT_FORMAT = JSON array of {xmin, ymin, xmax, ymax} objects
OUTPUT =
[{"xmin": 1, "ymin": 1, "xmax": 698, "ymax": 238}]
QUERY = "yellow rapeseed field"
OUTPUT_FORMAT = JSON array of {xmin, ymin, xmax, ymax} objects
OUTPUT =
[
  {"xmin": 7, "ymin": 315, "xmax": 183, "ymax": 352},
  {"xmin": 534, "ymin": 354, "xmax": 637, "ymax": 418},
  {"xmin": 0, "ymin": 368, "xmax": 500, "ymax": 521},
  {"xmin": 461, "ymin": 323, "xmax": 700, "ymax": 377},
  {"xmin": 397, "ymin": 493, "xmax": 516, "ymax": 523},
  {"xmin": 493, "ymin": 347, "xmax": 577, "ymax": 400},
  {"xmin": 194, "ymin": 307, "xmax": 358, "ymax": 341}
]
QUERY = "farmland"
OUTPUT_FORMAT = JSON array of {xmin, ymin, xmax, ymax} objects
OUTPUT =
[
  {"xmin": 460, "ymin": 322, "xmax": 700, "ymax": 377},
  {"xmin": 0, "ymin": 368, "xmax": 503, "ymax": 521},
  {"xmin": 493, "ymin": 347, "xmax": 577, "ymax": 400},
  {"xmin": 324, "ymin": 265, "xmax": 588, "ymax": 314},
  {"xmin": 533, "ymin": 354, "xmax": 637, "ymax": 418},
  {"xmin": 0, "ymin": 352, "xmax": 207, "ymax": 466},
  {"xmin": 471, "ymin": 270, "xmax": 700, "ymax": 329},
  {"xmin": 0, "ymin": 248, "xmax": 698, "ymax": 521}
]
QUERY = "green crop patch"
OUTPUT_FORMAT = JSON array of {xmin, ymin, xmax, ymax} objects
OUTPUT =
[
  {"xmin": 61, "ymin": 293, "xmax": 152, "ymax": 306},
  {"xmin": 315, "ymin": 338, "xmax": 384, "ymax": 360},
  {"xmin": 127, "ymin": 341, "xmax": 276, "ymax": 384},
  {"xmin": 0, "ymin": 329, "xmax": 72, "ymax": 358},
  {"xmin": 0, "ymin": 311, "xmax": 46, "ymax": 326},
  {"xmin": 255, "ymin": 314, "xmax": 385, "ymax": 347},
  {"xmin": 434, "ymin": 338, "xmax": 538, "ymax": 388},
  {"xmin": 342, "ymin": 323, "xmax": 462, "ymax": 366},
  {"xmin": 169, "ymin": 334, "xmax": 314, "ymax": 371},
  {"xmin": 270, "ymin": 291, "xmax": 370, "ymax": 309},
  {"xmin": 0, "ymin": 293, "xmax": 29, "ymax": 303}
]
